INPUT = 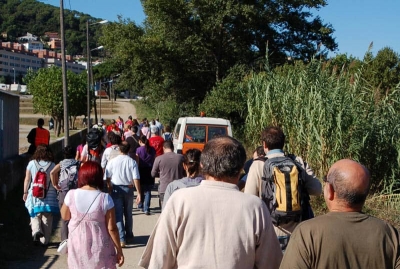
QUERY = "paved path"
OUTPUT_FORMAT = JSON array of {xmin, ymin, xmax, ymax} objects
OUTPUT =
[
  {"xmin": 11, "ymin": 98, "xmax": 157, "ymax": 268},
  {"xmin": 6, "ymin": 191, "xmax": 161, "ymax": 269}
]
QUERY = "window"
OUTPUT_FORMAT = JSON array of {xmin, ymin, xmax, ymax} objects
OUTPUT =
[
  {"xmin": 184, "ymin": 125, "xmax": 206, "ymax": 143},
  {"xmin": 26, "ymin": 59, "xmax": 30, "ymax": 63},
  {"xmin": 15, "ymin": 57, "xmax": 20, "ymax": 60},
  {"xmin": 10, "ymin": 63, "xmax": 14, "ymax": 66},
  {"xmin": 2, "ymin": 55, "xmax": 8, "ymax": 58},
  {"xmin": 174, "ymin": 124, "xmax": 181, "ymax": 139},
  {"xmin": 10, "ymin": 56, "xmax": 14, "ymax": 59},
  {"xmin": 21, "ymin": 58, "xmax": 26, "ymax": 62},
  {"xmin": 208, "ymin": 126, "xmax": 227, "ymax": 139}
]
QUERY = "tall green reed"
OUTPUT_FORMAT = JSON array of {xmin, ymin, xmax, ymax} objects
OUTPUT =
[{"xmin": 245, "ymin": 59, "xmax": 400, "ymax": 193}]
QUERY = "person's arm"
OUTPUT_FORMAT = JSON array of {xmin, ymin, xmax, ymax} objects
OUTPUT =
[
  {"xmin": 75, "ymin": 149, "xmax": 80, "ymax": 161},
  {"xmin": 255, "ymin": 203, "xmax": 283, "ymax": 269},
  {"xmin": 133, "ymin": 178, "xmax": 141, "ymax": 204},
  {"xmin": 60, "ymin": 203, "xmax": 71, "ymax": 221},
  {"xmin": 50, "ymin": 163, "xmax": 61, "ymax": 191},
  {"xmin": 295, "ymin": 157, "xmax": 322, "ymax": 196},
  {"xmin": 244, "ymin": 162, "xmax": 261, "ymax": 197},
  {"xmin": 151, "ymin": 158, "xmax": 160, "ymax": 178},
  {"xmin": 106, "ymin": 208, "xmax": 124, "ymax": 267},
  {"xmin": 22, "ymin": 169, "xmax": 31, "ymax": 202},
  {"xmin": 27, "ymin": 128, "xmax": 35, "ymax": 144}
]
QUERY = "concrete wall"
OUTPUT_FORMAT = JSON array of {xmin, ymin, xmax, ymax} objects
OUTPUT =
[
  {"xmin": 0, "ymin": 90, "xmax": 19, "ymax": 160},
  {"xmin": 0, "ymin": 130, "xmax": 87, "ymax": 199}
]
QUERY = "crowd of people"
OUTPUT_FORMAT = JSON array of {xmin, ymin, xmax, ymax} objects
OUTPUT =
[{"xmin": 23, "ymin": 118, "xmax": 400, "ymax": 268}]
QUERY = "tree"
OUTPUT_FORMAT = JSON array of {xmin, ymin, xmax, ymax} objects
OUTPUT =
[
  {"xmin": 363, "ymin": 47, "xmax": 400, "ymax": 94},
  {"xmin": 27, "ymin": 67, "xmax": 87, "ymax": 136},
  {"xmin": 101, "ymin": 1, "xmax": 337, "ymax": 111}
]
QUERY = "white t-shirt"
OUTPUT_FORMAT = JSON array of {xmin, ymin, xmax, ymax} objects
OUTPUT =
[
  {"xmin": 64, "ymin": 189, "xmax": 114, "ymax": 214},
  {"xmin": 105, "ymin": 154, "xmax": 140, "ymax": 185}
]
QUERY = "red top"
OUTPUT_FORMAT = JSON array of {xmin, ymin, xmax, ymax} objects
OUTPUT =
[
  {"xmin": 149, "ymin": 136, "xmax": 165, "ymax": 157},
  {"xmin": 35, "ymin": 127, "xmax": 50, "ymax": 146}
]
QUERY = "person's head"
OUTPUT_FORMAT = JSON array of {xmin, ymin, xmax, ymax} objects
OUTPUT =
[
  {"xmin": 32, "ymin": 144, "xmax": 54, "ymax": 162},
  {"xmin": 109, "ymin": 132, "xmax": 121, "ymax": 145},
  {"xmin": 164, "ymin": 125, "xmax": 171, "ymax": 133},
  {"xmin": 63, "ymin": 145, "xmax": 75, "ymax": 159},
  {"xmin": 132, "ymin": 119, "xmax": 139, "ymax": 126},
  {"xmin": 131, "ymin": 125, "xmax": 138, "ymax": 133},
  {"xmin": 78, "ymin": 161, "xmax": 103, "ymax": 189},
  {"xmin": 100, "ymin": 118, "xmax": 105, "ymax": 124},
  {"xmin": 201, "ymin": 136, "xmax": 246, "ymax": 183},
  {"xmin": 151, "ymin": 126, "xmax": 159, "ymax": 136},
  {"xmin": 37, "ymin": 118, "xmax": 44, "ymax": 127},
  {"xmin": 253, "ymin": 146, "xmax": 265, "ymax": 159},
  {"xmin": 163, "ymin": 140, "xmax": 174, "ymax": 152},
  {"xmin": 324, "ymin": 159, "xmax": 371, "ymax": 212},
  {"xmin": 183, "ymin": 149, "xmax": 202, "ymax": 177},
  {"xmin": 128, "ymin": 115, "xmax": 132, "ymax": 120},
  {"xmin": 119, "ymin": 141, "xmax": 130, "ymax": 154},
  {"xmin": 261, "ymin": 126, "xmax": 285, "ymax": 151}
]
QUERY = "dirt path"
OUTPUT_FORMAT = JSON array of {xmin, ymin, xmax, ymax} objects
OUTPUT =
[{"xmin": 19, "ymin": 99, "xmax": 138, "ymax": 154}]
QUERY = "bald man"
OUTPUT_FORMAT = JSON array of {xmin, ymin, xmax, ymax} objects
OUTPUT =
[{"xmin": 280, "ymin": 159, "xmax": 400, "ymax": 269}]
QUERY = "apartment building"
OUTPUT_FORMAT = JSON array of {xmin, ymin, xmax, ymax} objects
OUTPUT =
[
  {"xmin": 0, "ymin": 43, "xmax": 42, "ymax": 79},
  {"xmin": 0, "ymin": 42, "xmax": 86, "ymax": 78}
]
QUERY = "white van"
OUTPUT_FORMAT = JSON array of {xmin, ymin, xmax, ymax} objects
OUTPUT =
[{"xmin": 172, "ymin": 117, "xmax": 232, "ymax": 154}]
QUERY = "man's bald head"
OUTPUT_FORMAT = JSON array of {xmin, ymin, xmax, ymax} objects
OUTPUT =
[{"xmin": 326, "ymin": 159, "xmax": 370, "ymax": 210}]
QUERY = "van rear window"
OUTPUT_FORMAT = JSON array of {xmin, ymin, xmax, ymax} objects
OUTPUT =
[
  {"xmin": 185, "ymin": 125, "xmax": 206, "ymax": 143},
  {"xmin": 208, "ymin": 126, "xmax": 227, "ymax": 139}
]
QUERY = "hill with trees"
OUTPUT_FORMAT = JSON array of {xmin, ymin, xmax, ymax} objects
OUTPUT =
[{"xmin": 0, "ymin": 0, "xmax": 103, "ymax": 56}]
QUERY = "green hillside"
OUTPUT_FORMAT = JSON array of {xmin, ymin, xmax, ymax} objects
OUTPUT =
[{"xmin": 0, "ymin": 0, "xmax": 103, "ymax": 56}]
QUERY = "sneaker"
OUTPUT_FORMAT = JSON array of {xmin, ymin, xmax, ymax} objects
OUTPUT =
[
  {"xmin": 33, "ymin": 231, "xmax": 43, "ymax": 246},
  {"xmin": 145, "ymin": 211, "xmax": 151, "ymax": 216},
  {"xmin": 120, "ymin": 242, "xmax": 126, "ymax": 248}
]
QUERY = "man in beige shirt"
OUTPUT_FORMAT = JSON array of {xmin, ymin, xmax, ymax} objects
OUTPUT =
[
  {"xmin": 244, "ymin": 126, "xmax": 322, "ymax": 251},
  {"xmin": 139, "ymin": 136, "xmax": 282, "ymax": 269}
]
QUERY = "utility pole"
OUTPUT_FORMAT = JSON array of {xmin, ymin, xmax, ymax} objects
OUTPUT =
[{"xmin": 60, "ymin": 0, "xmax": 69, "ymax": 145}]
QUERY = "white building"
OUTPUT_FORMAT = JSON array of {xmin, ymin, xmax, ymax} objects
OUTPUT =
[
  {"xmin": 43, "ymin": 58, "xmax": 86, "ymax": 74},
  {"xmin": 23, "ymin": 40, "xmax": 43, "ymax": 51}
]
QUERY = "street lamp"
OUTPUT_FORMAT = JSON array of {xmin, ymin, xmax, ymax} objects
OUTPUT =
[
  {"xmin": 91, "ymin": 45, "xmax": 104, "ymax": 120},
  {"xmin": 86, "ymin": 20, "xmax": 108, "ymax": 133}
]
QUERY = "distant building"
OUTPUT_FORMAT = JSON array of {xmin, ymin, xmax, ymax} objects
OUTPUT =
[
  {"xmin": 0, "ymin": 42, "xmax": 85, "ymax": 78},
  {"xmin": 0, "ymin": 42, "xmax": 42, "ymax": 78},
  {"xmin": 22, "ymin": 40, "xmax": 43, "ymax": 51},
  {"xmin": 17, "ymin": 32, "xmax": 38, "ymax": 42},
  {"xmin": 44, "ymin": 32, "xmax": 61, "ymax": 49},
  {"xmin": 43, "ymin": 58, "xmax": 86, "ymax": 74}
]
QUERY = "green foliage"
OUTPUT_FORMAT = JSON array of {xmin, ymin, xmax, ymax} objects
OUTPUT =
[
  {"xmin": 0, "ymin": 0, "xmax": 102, "ymax": 56},
  {"xmin": 199, "ymin": 64, "xmax": 249, "ymax": 138},
  {"xmin": 362, "ymin": 47, "xmax": 400, "ymax": 94},
  {"xmin": 101, "ymin": 0, "xmax": 337, "ymax": 113},
  {"xmin": 27, "ymin": 66, "xmax": 87, "ymax": 136},
  {"xmin": 245, "ymin": 58, "xmax": 400, "ymax": 193}
]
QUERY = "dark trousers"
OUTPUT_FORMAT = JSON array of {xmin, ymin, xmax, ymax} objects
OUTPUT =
[{"xmin": 58, "ymin": 190, "xmax": 69, "ymax": 241}]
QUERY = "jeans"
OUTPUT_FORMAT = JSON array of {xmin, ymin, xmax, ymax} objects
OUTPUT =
[
  {"xmin": 111, "ymin": 184, "xmax": 134, "ymax": 242},
  {"xmin": 141, "ymin": 184, "xmax": 153, "ymax": 213}
]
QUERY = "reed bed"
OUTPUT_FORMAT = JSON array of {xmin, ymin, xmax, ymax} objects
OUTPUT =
[{"xmin": 245, "ymin": 59, "xmax": 400, "ymax": 194}]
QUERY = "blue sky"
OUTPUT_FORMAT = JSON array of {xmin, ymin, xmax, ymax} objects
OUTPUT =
[{"xmin": 38, "ymin": 0, "xmax": 400, "ymax": 59}]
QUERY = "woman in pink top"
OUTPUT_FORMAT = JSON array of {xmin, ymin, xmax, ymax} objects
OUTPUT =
[
  {"xmin": 75, "ymin": 136, "xmax": 86, "ymax": 160},
  {"xmin": 61, "ymin": 161, "xmax": 124, "ymax": 268}
]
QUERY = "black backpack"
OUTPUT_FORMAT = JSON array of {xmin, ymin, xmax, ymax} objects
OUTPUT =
[
  {"xmin": 87, "ymin": 128, "xmax": 102, "ymax": 150},
  {"xmin": 261, "ymin": 154, "xmax": 313, "ymax": 226}
]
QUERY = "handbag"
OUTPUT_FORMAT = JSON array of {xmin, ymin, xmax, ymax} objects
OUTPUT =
[{"xmin": 57, "ymin": 191, "xmax": 101, "ymax": 254}]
